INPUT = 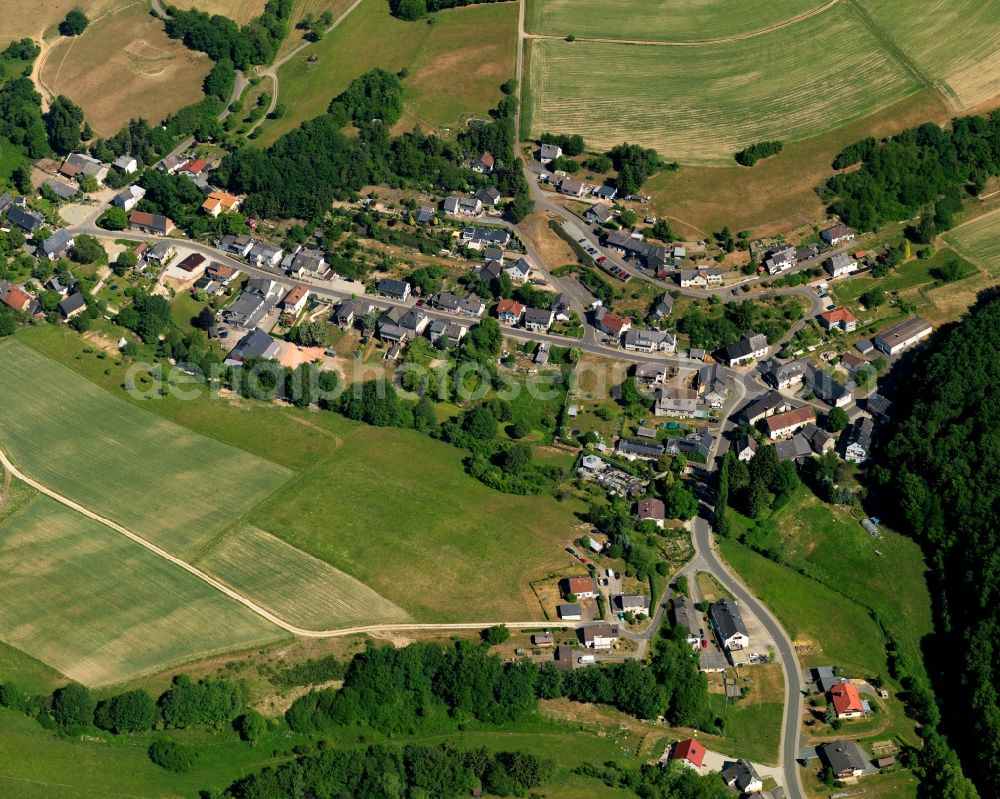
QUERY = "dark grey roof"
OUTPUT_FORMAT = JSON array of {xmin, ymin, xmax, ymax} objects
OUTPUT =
[
  {"xmin": 848, "ymin": 416, "xmax": 874, "ymax": 450},
  {"xmin": 228, "ymin": 328, "xmax": 278, "ymax": 362},
  {"xmin": 377, "ymin": 278, "xmax": 410, "ymax": 297},
  {"xmin": 557, "ymin": 602, "xmax": 581, "ymax": 617},
  {"xmin": 739, "ymin": 390, "xmax": 790, "ymax": 423},
  {"xmin": 43, "ymin": 179, "xmax": 78, "ymax": 201},
  {"xmin": 58, "ymin": 292, "xmax": 86, "ymax": 316},
  {"xmin": 7, "ymin": 205, "xmax": 42, "ymax": 232},
  {"xmin": 761, "ymin": 357, "xmax": 808, "ymax": 387},
  {"xmin": 40, "ymin": 228, "xmax": 74, "ymax": 257},
  {"xmin": 616, "ymin": 438, "xmax": 664, "ymax": 458},
  {"xmin": 523, "ymin": 307, "xmax": 553, "ymax": 326},
  {"xmin": 819, "ymin": 740, "xmax": 866, "ymax": 775},
  {"xmin": 721, "ymin": 760, "xmax": 761, "ymax": 792},
  {"xmin": 775, "ymin": 434, "xmax": 813, "ymax": 462},
  {"xmin": 474, "ymin": 186, "xmax": 501, "ymax": 203},
  {"xmin": 0, "ymin": 193, "xmax": 11, "ymax": 213},
  {"xmin": 710, "ymin": 598, "xmax": 748, "ymax": 640},
  {"xmin": 672, "ymin": 596, "xmax": 700, "ymax": 637}
]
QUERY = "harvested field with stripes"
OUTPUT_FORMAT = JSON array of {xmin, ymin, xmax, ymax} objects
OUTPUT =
[
  {"xmin": 944, "ymin": 208, "xmax": 1000, "ymax": 277},
  {"xmin": 525, "ymin": 4, "xmax": 920, "ymax": 164}
]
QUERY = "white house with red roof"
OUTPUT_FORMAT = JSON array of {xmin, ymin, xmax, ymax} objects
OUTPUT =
[
  {"xmin": 818, "ymin": 307, "xmax": 858, "ymax": 332},
  {"xmin": 829, "ymin": 682, "xmax": 864, "ymax": 719},
  {"xmin": 670, "ymin": 739, "xmax": 706, "ymax": 770},
  {"xmin": 564, "ymin": 575, "xmax": 597, "ymax": 599}
]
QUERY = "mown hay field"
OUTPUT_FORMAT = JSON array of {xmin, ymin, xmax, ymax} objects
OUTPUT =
[
  {"xmin": 195, "ymin": 525, "xmax": 412, "ymax": 629},
  {"xmin": 39, "ymin": 2, "xmax": 211, "ymax": 136},
  {"xmin": 169, "ymin": 0, "xmax": 264, "ymax": 25},
  {"xmin": 525, "ymin": 4, "xmax": 921, "ymax": 164},
  {"xmin": 525, "ymin": 0, "xmax": 823, "ymax": 43},
  {"xmin": 0, "ymin": 339, "xmax": 291, "ymax": 559},
  {"xmin": 0, "ymin": 494, "xmax": 283, "ymax": 685},
  {"xmin": 943, "ymin": 207, "xmax": 1000, "ymax": 277},
  {"xmin": 0, "ymin": 0, "xmax": 122, "ymax": 44},
  {"xmin": 260, "ymin": 0, "xmax": 517, "ymax": 144},
  {"xmin": 853, "ymin": 0, "xmax": 1000, "ymax": 110}
]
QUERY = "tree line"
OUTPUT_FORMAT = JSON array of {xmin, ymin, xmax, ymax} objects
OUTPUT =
[
  {"xmin": 735, "ymin": 140, "xmax": 783, "ymax": 166},
  {"xmin": 390, "ymin": 0, "xmax": 513, "ymax": 21},
  {"xmin": 163, "ymin": 0, "xmax": 292, "ymax": 70},
  {"xmin": 823, "ymin": 113, "xmax": 1000, "ymax": 232}
]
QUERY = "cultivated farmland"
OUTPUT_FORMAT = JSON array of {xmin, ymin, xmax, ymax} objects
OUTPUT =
[
  {"xmin": 196, "ymin": 525, "xmax": 412, "ymax": 629},
  {"xmin": 853, "ymin": 0, "xmax": 1000, "ymax": 110},
  {"xmin": 0, "ymin": 340, "xmax": 291, "ymax": 559},
  {"xmin": 259, "ymin": 0, "xmax": 517, "ymax": 144},
  {"xmin": 39, "ymin": 2, "xmax": 211, "ymax": 136},
  {"xmin": 524, "ymin": 4, "xmax": 920, "ymax": 164},
  {"xmin": 525, "ymin": 0, "xmax": 823, "ymax": 43},
  {"xmin": 943, "ymin": 208, "xmax": 1000, "ymax": 277},
  {"xmin": 0, "ymin": 494, "xmax": 283, "ymax": 685}
]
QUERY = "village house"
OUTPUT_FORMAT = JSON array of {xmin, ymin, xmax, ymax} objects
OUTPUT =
[
  {"xmin": 111, "ymin": 185, "xmax": 145, "ymax": 211},
  {"xmin": 839, "ymin": 352, "xmax": 865, "ymax": 375},
  {"xmin": 376, "ymin": 278, "xmax": 411, "ymax": 301},
  {"xmin": 146, "ymin": 240, "xmax": 175, "ymax": 265},
  {"xmin": 225, "ymin": 327, "xmax": 280, "ymax": 366},
  {"xmin": 806, "ymin": 367, "xmax": 855, "ymax": 408},
  {"xmin": 821, "ymin": 223, "xmax": 855, "ymax": 246},
  {"xmin": 201, "ymin": 191, "xmax": 241, "ymax": 217},
  {"xmin": 531, "ymin": 631, "xmax": 554, "ymax": 648},
  {"xmin": 653, "ymin": 293, "xmax": 673, "ymax": 318},
  {"xmin": 615, "ymin": 437, "xmax": 664, "ymax": 461},
  {"xmin": 287, "ymin": 249, "xmax": 328, "ymax": 278},
  {"xmin": 720, "ymin": 331, "xmax": 769, "ymax": 367},
  {"xmin": 774, "ymin": 434, "xmax": 814, "ymax": 463},
  {"xmin": 503, "ymin": 257, "xmax": 532, "ymax": 283},
  {"xmin": 205, "ymin": 262, "xmax": 239, "ymax": 286},
  {"xmin": 672, "ymin": 596, "xmax": 702, "ymax": 650},
  {"xmin": 113, "ymin": 155, "xmax": 138, "ymax": 174},
  {"xmin": 636, "ymin": 497, "xmax": 665, "ymax": 527},
  {"xmin": 710, "ymin": 599, "xmax": 749, "ymax": 651},
  {"xmin": 739, "ymin": 390, "xmax": 795, "ymax": 425},
  {"xmin": 471, "ymin": 151, "xmax": 494, "ymax": 173},
  {"xmin": 460, "ymin": 226, "xmax": 511, "ymax": 250},
  {"xmin": 43, "ymin": 178, "xmax": 78, "ymax": 201},
  {"xmin": 538, "ymin": 143, "xmax": 562, "ymax": 163},
  {"xmin": 523, "ymin": 307, "xmax": 554, "ymax": 332},
  {"xmin": 670, "ymin": 739, "xmax": 706, "ymax": 770},
  {"xmin": 760, "ymin": 358, "xmax": 809, "ymax": 390},
  {"xmin": 247, "ymin": 242, "xmax": 283, "ymax": 267},
  {"xmin": 654, "ymin": 386, "xmax": 699, "ymax": 418},
  {"xmin": 614, "ymin": 593, "xmax": 650, "ymax": 615},
  {"xmin": 594, "ymin": 306, "xmax": 632, "ymax": 338},
  {"xmin": 281, "ymin": 285, "xmax": 310, "ymax": 315},
  {"xmin": 557, "ymin": 603, "xmax": 581, "ymax": 621},
  {"xmin": 59, "ymin": 152, "xmax": 108, "ymax": 183},
  {"xmin": 581, "ymin": 622, "xmax": 620, "ymax": 649},
  {"xmin": 474, "ymin": 186, "xmax": 502, "ymax": 208},
  {"xmin": 721, "ymin": 760, "xmax": 763, "ymax": 795},
  {"xmin": 0, "ymin": 281, "xmax": 36, "ymax": 314},
  {"xmin": 624, "ymin": 328, "xmax": 676, "ymax": 353},
  {"xmin": 564, "ymin": 575, "xmax": 597, "ymax": 599},
  {"xmin": 819, "ymin": 741, "xmax": 866, "ymax": 780},
  {"xmin": 224, "ymin": 277, "xmax": 281, "ymax": 329},
  {"xmin": 592, "ymin": 184, "xmax": 617, "ymax": 201},
  {"xmin": 58, "ymin": 292, "xmax": 86, "ymax": 319},
  {"xmin": 844, "ymin": 416, "xmax": 874, "ymax": 463},
  {"xmin": 430, "ymin": 291, "xmax": 485, "ymax": 317},
  {"xmin": 824, "ymin": 252, "xmax": 858, "ymax": 278},
  {"xmin": 678, "ymin": 267, "xmax": 723, "ymax": 288},
  {"xmin": 603, "ymin": 230, "xmax": 668, "ymax": 272},
  {"xmin": 585, "ymin": 204, "xmax": 613, "ymax": 225},
  {"xmin": 830, "ymin": 682, "xmax": 865, "ymax": 719},
  {"xmin": 764, "ymin": 244, "xmax": 796, "ymax": 274},
  {"xmin": 415, "ymin": 204, "xmax": 436, "ymax": 224},
  {"xmin": 6, "ymin": 205, "xmax": 43, "ymax": 234},
  {"xmin": 129, "ymin": 211, "xmax": 174, "ymax": 235},
  {"xmin": 427, "ymin": 319, "xmax": 467, "ymax": 347},
  {"xmin": 801, "ymin": 422, "xmax": 836, "ymax": 455},
  {"xmin": 496, "ymin": 298, "xmax": 525, "ymax": 325},
  {"xmin": 818, "ymin": 306, "xmax": 858, "ymax": 332},
  {"xmin": 331, "ymin": 298, "xmax": 370, "ymax": 328},
  {"xmin": 873, "ymin": 316, "xmax": 932, "ymax": 355},
  {"xmin": 734, "ymin": 435, "xmax": 758, "ymax": 462},
  {"xmin": 217, "ymin": 233, "xmax": 255, "ymax": 258},
  {"xmin": 38, "ymin": 228, "xmax": 74, "ymax": 261},
  {"xmin": 558, "ymin": 177, "xmax": 587, "ymax": 197},
  {"xmin": 634, "ymin": 362, "xmax": 666, "ymax": 386},
  {"xmin": 764, "ymin": 405, "xmax": 816, "ymax": 439}
]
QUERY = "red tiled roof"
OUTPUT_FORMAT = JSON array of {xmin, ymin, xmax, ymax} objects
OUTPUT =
[
  {"xmin": 764, "ymin": 405, "xmax": 815, "ymax": 434},
  {"xmin": 497, "ymin": 298, "xmax": 525, "ymax": 316},
  {"xmin": 819, "ymin": 307, "xmax": 857, "ymax": 326},
  {"xmin": 284, "ymin": 285, "xmax": 309, "ymax": 305},
  {"xmin": 567, "ymin": 576, "xmax": 594, "ymax": 595},
  {"xmin": 672, "ymin": 738, "xmax": 706, "ymax": 768},
  {"xmin": 600, "ymin": 312, "xmax": 631, "ymax": 333},
  {"xmin": 637, "ymin": 497, "xmax": 665, "ymax": 520},
  {"xmin": 180, "ymin": 158, "xmax": 209, "ymax": 175},
  {"xmin": 830, "ymin": 683, "xmax": 863, "ymax": 716},
  {"xmin": 478, "ymin": 151, "xmax": 495, "ymax": 168}
]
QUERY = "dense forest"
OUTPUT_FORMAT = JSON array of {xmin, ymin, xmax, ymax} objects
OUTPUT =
[
  {"xmin": 880, "ymin": 293, "xmax": 1000, "ymax": 798},
  {"xmin": 823, "ymin": 112, "xmax": 1000, "ymax": 231},
  {"xmin": 163, "ymin": 0, "xmax": 292, "ymax": 69}
]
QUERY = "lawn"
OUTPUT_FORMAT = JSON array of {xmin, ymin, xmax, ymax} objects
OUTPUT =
[
  {"xmin": 718, "ymin": 537, "xmax": 888, "ymax": 677},
  {"xmin": 0, "ymin": 494, "xmax": 283, "ymax": 685},
  {"xmin": 709, "ymin": 663, "xmax": 784, "ymax": 765},
  {"xmin": 525, "ymin": 0, "xmax": 821, "ymax": 43},
  {"xmin": 0, "ymin": 338, "xmax": 292, "ymax": 559},
  {"xmin": 39, "ymin": 1, "xmax": 211, "ymax": 137},
  {"xmin": 833, "ymin": 248, "xmax": 977, "ymax": 304},
  {"xmin": 195, "ymin": 524, "xmax": 412, "ymax": 629},
  {"xmin": 943, "ymin": 207, "xmax": 1000, "ymax": 277},
  {"xmin": 746, "ymin": 487, "xmax": 933, "ymax": 680},
  {"xmin": 169, "ymin": 288, "xmax": 210, "ymax": 335},
  {"xmin": 852, "ymin": 0, "xmax": 1000, "ymax": 109},
  {"xmin": 258, "ymin": 0, "xmax": 517, "ymax": 145},
  {"xmin": 524, "ymin": 4, "xmax": 921, "ymax": 165},
  {"xmin": 248, "ymin": 423, "xmax": 588, "ymax": 621}
]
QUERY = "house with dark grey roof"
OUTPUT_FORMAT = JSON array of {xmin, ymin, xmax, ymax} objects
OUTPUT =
[
  {"xmin": 38, "ymin": 228, "xmax": 74, "ymax": 260},
  {"xmin": 376, "ymin": 279, "xmax": 411, "ymax": 301},
  {"xmin": 224, "ymin": 278, "xmax": 281, "ymax": 329},
  {"xmin": 739, "ymin": 390, "xmax": 795, "ymax": 424},
  {"xmin": 6, "ymin": 205, "xmax": 43, "ymax": 233},
  {"xmin": 615, "ymin": 437, "xmax": 664, "ymax": 461},
  {"xmin": 460, "ymin": 226, "xmax": 510, "ymax": 249},
  {"xmin": 710, "ymin": 598, "xmax": 749, "ymax": 651},
  {"xmin": 331, "ymin": 299, "xmax": 370, "ymax": 328},
  {"xmin": 217, "ymin": 234, "xmax": 255, "ymax": 258},
  {"xmin": 585, "ymin": 204, "xmax": 613, "ymax": 225},
  {"xmin": 58, "ymin": 292, "xmax": 86, "ymax": 319},
  {"xmin": 592, "ymin": 184, "xmax": 617, "ymax": 201},
  {"xmin": 248, "ymin": 242, "xmax": 283, "ymax": 267},
  {"xmin": 672, "ymin": 596, "xmax": 701, "ymax": 649},
  {"xmin": 634, "ymin": 362, "xmax": 666, "ymax": 385},
  {"xmin": 430, "ymin": 291, "xmax": 484, "ymax": 317},
  {"xmin": 224, "ymin": 327, "xmax": 280, "ymax": 365},
  {"xmin": 720, "ymin": 331, "xmax": 768, "ymax": 366},
  {"xmin": 654, "ymin": 386, "xmax": 698, "ymax": 418},
  {"xmin": 761, "ymin": 358, "xmax": 809, "ymax": 390},
  {"xmin": 523, "ymin": 306, "xmax": 553, "ymax": 332},
  {"xmin": 580, "ymin": 622, "xmax": 619, "ymax": 648},
  {"xmin": 111, "ymin": 184, "xmax": 144, "ymax": 211},
  {"xmin": 819, "ymin": 740, "xmax": 866, "ymax": 779},
  {"xmin": 427, "ymin": 319, "xmax": 467, "ymax": 347},
  {"xmin": 821, "ymin": 223, "xmax": 855, "ymax": 246},
  {"xmin": 474, "ymin": 186, "xmax": 501, "ymax": 207},
  {"xmin": 775, "ymin": 433, "xmax": 813, "ymax": 462},
  {"xmin": 824, "ymin": 252, "xmax": 858, "ymax": 278},
  {"xmin": 625, "ymin": 328, "xmax": 676, "ymax": 353},
  {"xmin": 805, "ymin": 366, "xmax": 855, "ymax": 408},
  {"xmin": 653, "ymin": 293, "xmax": 673, "ymax": 318},
  {"xmin": 697, "ymin": 363, "xmax": 727, "ymax": 408},
  {"xmin": 721, "ymin": 760, "xmax": 763, "ymax": 794},
  {"xmin": 765, "ymin": 244, "xmax": 796, "ymax": 274},
  {"xmin": 734, "ymin": 435, "xmax": 758, "ymax": 462},
  {"xmin": 43, "ymin": 179, "xmax": 78, "ymax": 202},
  {"xmin": 415, "ymin": 204, "xmax": 436, "ymax": 224},
  {"xmin": 538, "ymin": 143, "xmax": 562, "ymax": 163},
  {"xmin": 844, "ymin": 416, "xmax": 874, "ymax": 463}
]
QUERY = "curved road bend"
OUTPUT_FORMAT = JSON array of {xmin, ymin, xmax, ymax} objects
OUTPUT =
[{"xmin": 692, "ymin": 516, "xmax": 806, "ymax": 799}]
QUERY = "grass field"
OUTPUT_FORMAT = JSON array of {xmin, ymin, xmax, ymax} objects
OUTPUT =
[
  {"xmin": 39, "ymin": 2, "xmax": 211, "ymax": 136},
  {"xmin": 943, "ymin": 207, "xmax": 1000, "ymax": 277},
  {"xmin": 195, "ymin": 525, "xmax": 412, "ymax": 629},
  {"xmin": 277, "ymin": 0, "xmax": 358, "ymax": 59},
  {"xmin": 524, "ymin": 4, "xmax": 920, "ymax": 165},
  {"xmin": 834, "ymin": 248, "xmax": 977, "ymax": 304},
  {"xmin": 0, "ymin": 494, "xmax": 283, "ymax": 685},
  {"xmin": 853, "ymin": 0, "xmax": 1000, "ymax": 110},
  {"xmin": 259, "ymin": 0, "xmax": 517, "ymax": 145},
  {"xmin": 718, "ymin": 537, "xmax": 888, "ymax": 677},
  {"xmin": 525, "ymin": 0, "xmax": 822, "ymax": 43},
  {"xmin": 710, "ymin": 663, "xmax": 784, "ymax": 764},
  {"xmin": 0, "ymin": 339, "xmax": 291, "ymax": 559},
  {"xmin": 248, "ymin": 423, "xmax": 586, "ymax": 620}
]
